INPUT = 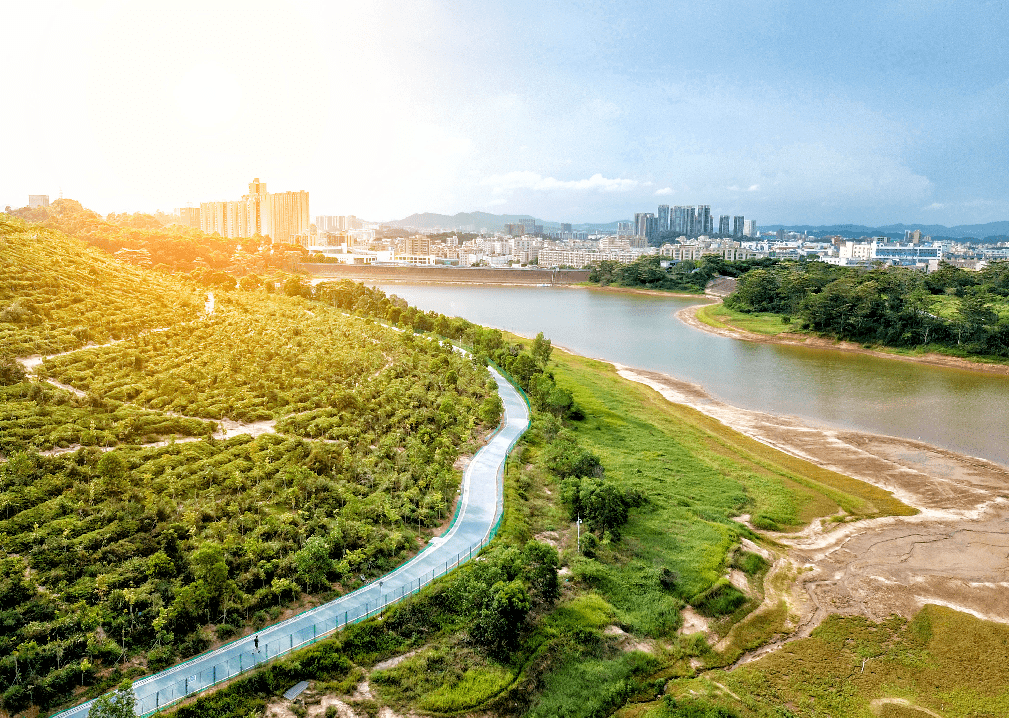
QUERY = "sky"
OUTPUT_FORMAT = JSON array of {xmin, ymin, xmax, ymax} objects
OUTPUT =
[{"xmin": 4, "ymin": 0, "xmax": 1009, "ymax": 227}]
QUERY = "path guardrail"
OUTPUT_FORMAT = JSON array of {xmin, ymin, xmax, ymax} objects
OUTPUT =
[
  {"xmin": 50, "ymin": 332, "xmax": 527, "ymax": 718},
  {"xmin": 132, "ymin": 527, "xmax": 502, "ymax": 716}
]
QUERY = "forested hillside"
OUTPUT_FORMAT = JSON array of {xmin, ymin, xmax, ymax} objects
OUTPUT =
[
  {"xmin": 0, "ymin": 217, "xmax": 501, "ymax": 715},
  {"xmin": 724, "ymin": 260, "xmax": 1009, "ymax": 358},
  {"xmin": 6, "ymin": 199, "xmax": 293, "ymax": 276}
]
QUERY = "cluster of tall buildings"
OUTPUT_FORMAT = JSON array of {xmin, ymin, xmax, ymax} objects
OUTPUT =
[
  {"xmin": 631, "ymin": 205, "xmax": 756, "ymax": 244},
  {"xmin": 316, "ymin": 215, "xmax": 363, "ymax": 232},
  {"xmin": 175, "ymin": 178, "xmax": 310, "ymax": 244},
  {"xmin": 504, "ymin": 220, "xmax": 543, "ymax": 236}
]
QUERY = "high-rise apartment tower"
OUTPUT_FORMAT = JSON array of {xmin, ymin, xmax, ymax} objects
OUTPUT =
[
  {"xmin": 697, "ymin": 205, "xmax": 712, "ymax": 236},
  {"xmin": 269, "ymin": 190, "xmax": 310, "ymax": 245}
]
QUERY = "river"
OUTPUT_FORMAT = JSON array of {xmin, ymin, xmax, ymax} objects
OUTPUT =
[{"xmin": 367, "ymin": 283, "xmax": 1009, "ymax": 467}]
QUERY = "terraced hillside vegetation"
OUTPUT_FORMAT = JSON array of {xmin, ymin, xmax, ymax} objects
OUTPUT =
[
  {"xmin": 0, "ymin": 216, "xmax": 205, "ymax": 360},
  {"xmin": 0, "ymin": 217, "xmax": 503, "ymax": 715}
]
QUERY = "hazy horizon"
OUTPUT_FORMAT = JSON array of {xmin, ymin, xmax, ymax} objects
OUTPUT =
[{"xmin": 5, "ymin": 1, "xmax": 1008, "ymax": 227}]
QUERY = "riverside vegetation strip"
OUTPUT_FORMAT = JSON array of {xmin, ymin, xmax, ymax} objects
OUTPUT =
[{"xmin": 717, "ymin": 259, "xmax": 1009, "ymax": 364}]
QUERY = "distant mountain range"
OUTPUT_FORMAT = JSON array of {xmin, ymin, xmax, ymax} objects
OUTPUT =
[
  {"xmin": 382, "ymin": 211, "xmax": 623, "ymax": 233},
  {"xmin": 738, "ymin": 221, "xmax": 1009, "ymax": 240},
  {"xmin": 383, "ymin": 211, "xmax": 1009, "ymax": 240}
]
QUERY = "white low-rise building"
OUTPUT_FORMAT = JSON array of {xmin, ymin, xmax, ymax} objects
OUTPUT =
[
  {"xmin": 838, "ymin": 238, "xmax": 945, "ymax": 267},
  {"xmin": 538, "ymin": 247, "xmax": 650, "ymax": 267}
]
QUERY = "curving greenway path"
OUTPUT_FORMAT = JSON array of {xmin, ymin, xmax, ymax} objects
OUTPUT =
[{"xmin": 53, "ymin": 366, "xmax": 529, "ymax": 718}]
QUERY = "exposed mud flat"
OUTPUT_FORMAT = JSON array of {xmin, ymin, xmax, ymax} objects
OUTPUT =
[{"xmin": 616, "ymin": 364, "xmax": 1009, "ymax": 641}]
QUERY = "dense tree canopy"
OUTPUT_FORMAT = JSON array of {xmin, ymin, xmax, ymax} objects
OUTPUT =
[
  {"xmin": 588, "ymin": 254, "xmax": 776, "ymax": 293},
  {"xmin": 725, "ymin": 260, "xmax": 1009, "ymax": 357}
]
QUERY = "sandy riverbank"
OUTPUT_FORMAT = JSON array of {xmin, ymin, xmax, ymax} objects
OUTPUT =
[
  {"xmin": 614, "ymin": 362, "xmax": 1009, "ymax": 662},
  {"xmin": 572, "ymin": 284, "xmax": 714, "ymax": 300},
  {"xmin": 679, "ymin": 301, "xmax": 1009, "ymax": 376}
]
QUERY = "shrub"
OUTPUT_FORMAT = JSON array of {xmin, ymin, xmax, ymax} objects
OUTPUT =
[
  {"xmin": 148, "ymin": 645, "xmax": 175, "ymax": 671},
  {"xmin": 732, "ymin": 551, "xmax": 768, "ymax": 576},
  {"xmin": 216, "ymin": 623, "xmax": 238, "ymax": 640},
  {"xmin": 690, "ymin": 580, "xmax": 748, "ymax": 618}
]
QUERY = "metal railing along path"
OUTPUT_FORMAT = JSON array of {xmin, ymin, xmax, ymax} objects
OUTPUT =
[{"xmin": 50, "ymin": 365, "xmax": 529, "ymax": 718}]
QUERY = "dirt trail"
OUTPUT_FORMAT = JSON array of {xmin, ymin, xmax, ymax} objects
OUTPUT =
[{"xmin": 616, "ymin": 365, "xmax": 1009, "ymax": 641}]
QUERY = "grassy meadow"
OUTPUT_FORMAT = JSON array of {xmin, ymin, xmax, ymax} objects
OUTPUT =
[
  {"xmin": 622, "ymin": 605, "xmax": 1009, "ymax": 717},
  {"xmin": 695, "ymin": 303, "xmax": 801, "ymax": 337}
]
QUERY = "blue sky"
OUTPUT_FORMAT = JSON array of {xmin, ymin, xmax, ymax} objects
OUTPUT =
[{"xmin": 4, "ymin": 0, "xmax": 1007, "ymax": 226}]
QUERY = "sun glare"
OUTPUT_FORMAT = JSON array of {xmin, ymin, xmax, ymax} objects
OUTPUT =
[{"xmin": 172, "ymin": 62, "xmax": 244, "ymax": 129}]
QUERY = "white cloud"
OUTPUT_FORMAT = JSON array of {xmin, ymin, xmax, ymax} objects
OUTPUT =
[
  {"xmin": 480, "ymin": 171, "xmax": 638, "ymax": 195},
  {"xmin": 748, "ymin": 184, "xmax": 760, "ymax": 192},
  {"xmin": 655, "ymin": 187, "xmax": 674, "ymax": 196}
]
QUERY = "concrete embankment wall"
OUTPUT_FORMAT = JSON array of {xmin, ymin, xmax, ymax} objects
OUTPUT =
[{"xmin": 301, "ymin": 264, "xmax": 591, "ymax": 285}]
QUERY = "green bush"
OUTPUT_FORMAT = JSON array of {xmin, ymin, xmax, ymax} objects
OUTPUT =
[
  {"xmin": 147, "ymin": 645, "xmax": 175, "ymax": 671},
  {"xmin": 732, "ymin": 551, "xmax": 768, "ymax": 576},
  {"xmin": 215, "ymin": 623, "xmax": 238, "ymax": 640},
  {"xmin": 690, "ymin": 580, "xmax": 748, "ymax": 618}
]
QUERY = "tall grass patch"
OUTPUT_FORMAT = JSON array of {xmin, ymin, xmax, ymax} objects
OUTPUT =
[{"xmin": 709, "ymin": 605, "xmax": 1009, "ymax": 717}]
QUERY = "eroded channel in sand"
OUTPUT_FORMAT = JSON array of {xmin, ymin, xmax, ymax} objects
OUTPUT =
[{"xmin": 617, "ymin": 364, "xmax": 1009, "ymax": 648}]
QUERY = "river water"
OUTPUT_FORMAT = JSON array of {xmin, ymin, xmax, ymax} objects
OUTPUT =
[{"xmin": 368, "ymin": 283, "xmax": 1009, "ymax": 467}]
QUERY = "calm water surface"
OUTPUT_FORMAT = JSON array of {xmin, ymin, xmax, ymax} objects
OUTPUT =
[{"xmin": 369, "ymin": 284, "xmax": 1009, "ymax": 467}]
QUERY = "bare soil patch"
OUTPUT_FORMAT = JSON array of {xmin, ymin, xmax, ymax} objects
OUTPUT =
[
  {"xmin": 577, "ymin": 284, "xmax": 714, "ymax": 300},
  {"xmin": 704, "ymin": 276, "xmax": 738, "ymax": 298},
  {"xmin": 679, "ymin": 608, "xmax": 710, "ymax": 636},
  {"xmin": 604, "ymin": 624, "xmax": 655, "ymax": 653},
  {"xmin": 533, "ymin": 530, "xmax": 564, "ymax": 550},
  {"xmin": 372, "ymin": 649, "xmax": 419, "ymax": 671}
]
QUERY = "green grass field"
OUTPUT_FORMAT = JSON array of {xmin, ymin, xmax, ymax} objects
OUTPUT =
[
  {"xmin": 508, "ymin": 347, "xmax": 913, "ymax": 716},
  {"xmin": 929, "ymin": 294, "xmax": 1009, "ymax": 322},
  {"xmin": 620, "ymin": 605, "xmax": 1009, "ymax": 718},
  {"xmin": 695, "ymin": 303, "xmax": 801, "ymax": 336}
]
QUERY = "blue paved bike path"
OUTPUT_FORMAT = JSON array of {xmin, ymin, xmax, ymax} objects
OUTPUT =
[{"xmin": 54, "ymin": 367, "xmax": 528, "ymax": 717}]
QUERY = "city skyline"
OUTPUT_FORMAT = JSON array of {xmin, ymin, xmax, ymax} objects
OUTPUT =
[{"xmin": 4, "ymin": 2, "xmax": 1009, "ymax": 227}]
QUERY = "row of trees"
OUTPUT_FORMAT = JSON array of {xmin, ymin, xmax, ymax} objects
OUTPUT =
[
  {"xmin": 588, "ymin": 254, "xmax": 776, "ymax": 293},
  {"xmin": 726, "ymin": 260, "xmax": 1009, "ymax": 356},
  {"xmin": 6, "ymin": 199, "xmax": 308, "ymax": 276}
]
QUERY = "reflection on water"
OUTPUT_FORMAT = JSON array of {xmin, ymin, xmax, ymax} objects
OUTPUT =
[{"xmin": 371, "ymin": 283, "xmax": 1009, "ymax": 467}]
